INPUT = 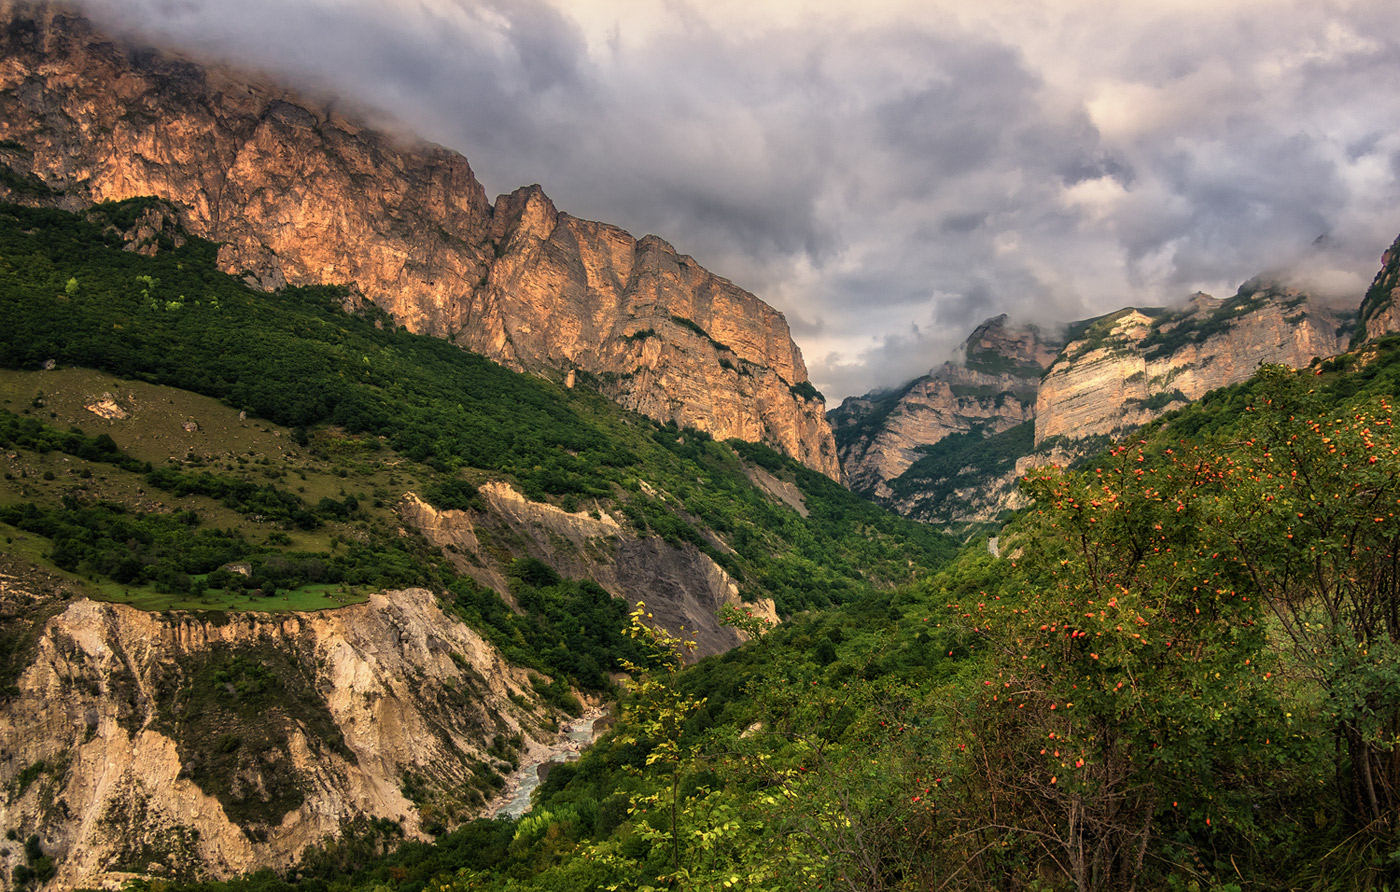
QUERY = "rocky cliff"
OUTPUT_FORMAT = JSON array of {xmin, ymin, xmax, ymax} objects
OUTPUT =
[
  {"xmin": 0, "ymin": 566, "xmax": 562, "ymax": 891},
  {"xmin": 400, "ymin": 483, "xmax": 778, "ymax": 660},
  {"xmin": 830, "ymin": 315, "xmax": 1062, "ymax": 500},
  {"xmin": 1034, "ymin": 283, "xmax": 1347, "ymax": 445},
  {"xmin": 0, "ymin": 2, "xmax": 839, "ymax": 479},
  {"xmin": 829, "ymin": 282, "xmax": 1353, "ymax": 527},
  {"xmin": 1359, "ymin": 234, "xmax": 1400, "ymax": 343}
]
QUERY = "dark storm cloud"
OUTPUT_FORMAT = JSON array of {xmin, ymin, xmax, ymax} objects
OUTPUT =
[{"xmin": 67, "ymin": 1, "xmax": 1400, "ymax": 402}]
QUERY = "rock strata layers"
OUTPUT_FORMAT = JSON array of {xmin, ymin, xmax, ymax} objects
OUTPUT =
[
  {"xmin": 1035, "ymin": 284, "xmax": 1346, "ymax": 445},
  {"xmin": 0, "ymin": 2, "xmax": 839, "ymax": 479},
  {"xmin": 831, "ymin": 315, "xmax": 1062, "ymax": 499},
  {"xmin": 0, "ymin": 578, "xmax": 554, "ymax": 891}
]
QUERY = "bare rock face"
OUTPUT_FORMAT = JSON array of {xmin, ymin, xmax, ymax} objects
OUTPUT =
[
  {"xmin": 0, "ymin": 3, "xmax": 839, "ymax": 479},
  {"xmin": 830, "ymin": 285, "xmax": 1351, "ymax": 528},
  {"xmin": 1035, "ymin": 283, "xmax": 1347, "ymax": 446},
  {"xmin": 1359, "ymin": 234, "xmax": 1400, "ymax": 343},
  {"xmin": 831, "ymin": 315, "xmax": 1062, "ymax": 498},
  {"xmin": 0, "ymin": 579, "xmax": 557, "ymax": 891},
  {"xmin": 481, "ymin": 187, "xmax": 838, "ymax": 477},
  {"xmin": 400, "ymin": 484, "xmax": 778, "ymax": 659}
]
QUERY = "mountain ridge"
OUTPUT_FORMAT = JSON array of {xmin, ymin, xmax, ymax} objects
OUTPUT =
[
  {"xmin": 0, "ymin": 1, "xmax": 840, "ymax": 479},
  {"xmin": 0, "ymin": 194, "xmax": 956, "ymax": 889},
  {"xmin": 831, "ymin": 278, "xmax": 1363, "ymax": 527}
]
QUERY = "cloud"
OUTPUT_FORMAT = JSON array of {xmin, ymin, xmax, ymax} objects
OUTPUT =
[{"xmin": 70, "ymin": 0, "xmax": 1400, "ymax": 403}]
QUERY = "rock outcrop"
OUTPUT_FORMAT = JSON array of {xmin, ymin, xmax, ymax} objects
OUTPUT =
[
  {"xmin": 1359, "ymin": 234, "xmax": 1400, "ymax": 343},
  {"xmin": 829, "ymin": 283, "xmax": 1353, "ymax": 527},
  {"xmin": 400, "ymin": 484, "xmax": 778, "ymax": 659},
  {"xmin": 0, "ymin": 573, "xmax": 556, "ymax": 891},
  {"xmin": 0, "ymin": 2, "xmax": 839, "ymax": 479},
  {"xmin": 1035, "ymin": 283, "xmax": 1346, "ymax": 445},
  {"xmin": 831, "ymin": 315, "xmax": 1062, "ymax": 500}
]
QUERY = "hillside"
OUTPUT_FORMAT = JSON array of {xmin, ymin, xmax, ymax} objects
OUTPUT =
[
  {"xmin": 0, "ymin": 2, "xmax": 840, "ymax": 478},
  {"xmin": 156, "ymin": 334, "xmax": 1400, "ymax": 892},
  {"xmin": 1359, "ymin": 232, "xmax": 1400, "ymax": 342},
  {"xmin": 0, "ymin": 197, "xmax": 955, "ymax": 889}
]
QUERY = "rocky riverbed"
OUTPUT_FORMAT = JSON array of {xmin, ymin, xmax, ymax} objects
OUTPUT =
[{"xmin": 489, "ymin": 707, "xmax": 609, "ymax": 818}]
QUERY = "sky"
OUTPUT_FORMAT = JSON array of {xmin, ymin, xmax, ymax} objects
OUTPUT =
[{"xmin": 74, "ymin": 0, "xmax": 1400, "ymax": 403}]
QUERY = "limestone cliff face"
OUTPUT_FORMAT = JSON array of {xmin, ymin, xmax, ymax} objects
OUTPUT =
[
  {"xmin": 1035, "ymin": 284, "xmax": 1346, "ymax": 446},
  {"xmin": 829, "ymin": 285, "xmax": 1350, "ymax": 528},
  {"xmin": 482, "ymin": 187, "xmax": 837, "ymax": 477},
  {"xmin": 0, "ymin": 577, "xmax": 556, "ymax": 891},
  {"xmin": 400, "ymin": 484, "xmax": 778, "ymax": 660},
  {"xmin": 1359, "ymin": 234, "xmax": 1400, "ymax": 343},
  {"xmin": 0, "ymin": 3, "xmax": 839, "ymax": 479},
  {"xmin": 831, "ymin": 315, "xmax": 1061, "ymax": 499}
]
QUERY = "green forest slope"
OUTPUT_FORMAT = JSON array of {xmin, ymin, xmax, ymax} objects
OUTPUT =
[
  {"xmin": 0, "ymin": 198, "xmax": 956, "ymax": 696},
  {"xmin": 146, "ymin": 337, "xmax": 1400, "ymax": 892}
]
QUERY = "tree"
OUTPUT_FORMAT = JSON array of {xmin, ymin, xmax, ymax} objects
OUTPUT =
[
  {"xmin": 1215, "ymin": 366, "xmax": 1400, "ymax": 828},
  {"xmin": 955, "ymin": 438, "xmax": 1284, "ymax": 892},
  {"xmin": 611, "ymin": 603, "xmax": 705, "ymax": 888}
]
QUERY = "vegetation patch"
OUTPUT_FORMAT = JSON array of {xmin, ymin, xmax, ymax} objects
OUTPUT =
[
  {"xmin": 829, "ymin": 380, "xmax": 919, "ymax": 452},
  {"xmin": 1061, "ymin": 306, "xmax": 1165, "ymax": 362},
  {"xmin": 99, "ymin": 790, "xmax": 204, "ymax": 883},
  {"xmin": 150, "ymin": 641, "xmax": 350, "ymax": 834},
  {"xmin": 420, "ymin": 479, "xmax": 484, "ymax": 513},
  {"xmin": 668, "ymin": 315, "xmax": 733, "ymax": 354},
  {"xmin": 11, "ymin": 833, "xmax": 55, "ymax": 890},
  {"xmin": 0, "ymin": 161, "xmax": 57, "ymax": 199},
  {"xmin": 0, "ymin": 559, "xmax": 71, "ymax": 699},
  {"xmin": 963, "ymin": 346, "xmax": 1050, "ymax": 377},
  {"xmin": 946, "ymin": 383, "xmax": 1018, "ymax": 400},
  {"xmin": 787, "ymin": 380, "xmax": 822, "ymax": 402},
  {"xmin": 1359, "ymin": 235, "xmax": 1400, "ymax": 334},
  {"xmin": 887, "ymin": 421, "xmax": 1034, "ymax": 519},
  {"xmin": 7, "ymin": 752, "xmax": 66, "ymax": 805},
  {"xmin": 1124, "ymin": 388, "xmax": 1188, "ymax": 412}
]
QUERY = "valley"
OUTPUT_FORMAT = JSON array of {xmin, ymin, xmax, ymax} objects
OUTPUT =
[
  {"xmin": 0, "ymin": 190, "xmax": 954, "ymax": 890},
  {"xmin": 0, "ymin": 3, "xmax": 1397, "ymax": 892}
]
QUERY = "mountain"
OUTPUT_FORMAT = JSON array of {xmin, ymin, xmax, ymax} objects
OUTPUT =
[
  {"xmin": 0, "ymin": 195, "xmax": 956, "ymax": 889},
  {"xmin": 831, "ymin": 280, "xmax": 1355, "ymax": 526},
  {"xmin": 831, "ymin": 315, "xmax": 1062, "ymax": 501},
  {"xmin": 1358, "ymin": 232, "xmax": 1400, "ymax": 343},
  {"xmin": 121, "ymin": 336, "xmax": 1400, "ymax": 892},
  {"xmin": 0, "ymin": 2, "xmax": 840, "ymax": 480}
]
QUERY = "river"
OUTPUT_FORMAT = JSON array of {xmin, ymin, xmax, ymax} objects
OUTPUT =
[{"xmin": 488, "ymin": 706, "xmax": 607, "ymax": 818}]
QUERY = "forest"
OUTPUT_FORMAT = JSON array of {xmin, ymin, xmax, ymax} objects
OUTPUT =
[
  {"xmin": 6, "ymin": 198, "xmax": 1400, "ymax": 890},
  {"xmin": 127, "ymin": 340, "xmax": 1400, "ymax": 892}
]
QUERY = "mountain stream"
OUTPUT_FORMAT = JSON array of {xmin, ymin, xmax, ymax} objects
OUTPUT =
[{"xmin": 489, "ymin": 706, "xmax": 607, "ymax": 818}]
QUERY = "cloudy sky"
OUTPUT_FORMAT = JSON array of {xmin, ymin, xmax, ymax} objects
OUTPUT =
[{"xmin": 76, "ymin": 0, "xmax": 1400, "ymax": 403}]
